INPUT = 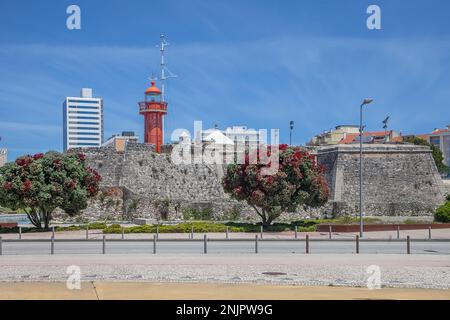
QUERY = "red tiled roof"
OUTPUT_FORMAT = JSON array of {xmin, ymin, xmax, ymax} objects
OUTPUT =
[
  {"xmin": 431, "ymin": 128, "xmax": 449, "ymax": 134},
  {"xmin": 390, "ymin": 136, "xmax": 403, "ymax": 143},
  {"xmin": 339, "ymin": 131, "xmax": 391, "ymax": 144},
  {"xmin": 339, "ymin": 133, "xmax": 359, "ymax": 144},
  {"xmin": 416, "ymin": 134, "xmax": 429, "ymax": 140}
]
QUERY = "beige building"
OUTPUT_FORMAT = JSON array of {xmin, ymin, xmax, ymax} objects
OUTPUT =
[
  {"xmin": 0, "ymin": 148, "xmax": 7, "ymax": 167},
  {"xmin": 308, "ymin": 125, "xmax": 360, "ymax": 146},
  {"xmin": 308, "ymin": 125, "xmax": 402, "ymax": 146},
  {"xmin": 102, "ymin": 131, "xmax": 139, "ymax": 152},
  {"xmin": 417, "ymin": 126, "xmax": 450, "ymax": 167}
]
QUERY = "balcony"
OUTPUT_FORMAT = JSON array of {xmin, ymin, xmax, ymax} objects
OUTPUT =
[{"xmin": 138, "ymin": 101, "xmax": 168, "ymax": 114}]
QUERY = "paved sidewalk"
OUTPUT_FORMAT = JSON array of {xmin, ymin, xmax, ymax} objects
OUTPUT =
[
  {"xmin": 1, "ymin": 228, "xmax": 449, "ymax": 240},
  {"xmin": 0, "ymin": 282, "xmax": 449, "ymax": 300},
  {"xmin": 1, "ymin": 254, "xmax": 449, "ymax": 289}
]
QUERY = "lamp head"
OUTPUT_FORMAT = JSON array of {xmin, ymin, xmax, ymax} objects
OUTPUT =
[{"xmin": 362, "ymin": 98, "xmax": 374, "ymax": 106}]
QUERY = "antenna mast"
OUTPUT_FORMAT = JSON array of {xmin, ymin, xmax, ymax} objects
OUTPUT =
[
  {"xmin": 159, "ymin": 34, "xmax": 177, "ymax": 102},
  {"xmin": 382, "ymin": 116, "xmax": 390, "ymax": 143}
]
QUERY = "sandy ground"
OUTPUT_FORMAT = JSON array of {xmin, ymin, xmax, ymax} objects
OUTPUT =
[{"xmin": 0, "ymin": 281, "xmax": 449, "ymax": 300}]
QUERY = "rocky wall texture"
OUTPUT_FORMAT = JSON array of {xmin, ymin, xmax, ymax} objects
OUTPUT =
[
  {"xmin": 55, "ymin": 142, "xmax": 447, "ymax": 222},
  {"xmin": 314, "ymin": 144, "xmax": 446, "ymax": 217}
]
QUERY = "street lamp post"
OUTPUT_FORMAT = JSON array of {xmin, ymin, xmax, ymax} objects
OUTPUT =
[
  {"xmin": 359, "ymin": 98, "xmax": 373, "ymax": 238},
  {"xmin": 289, "ymin": 121, "xmax": 294, "ymax": 145}
]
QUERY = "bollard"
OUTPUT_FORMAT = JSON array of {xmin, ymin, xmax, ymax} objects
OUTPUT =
[
  {"xmin": 355, "ymin": 235, "xmax": 359, "ymax": 254},
  {"xmin": 102, "ymin": 235, "xmax": 106, "ymax": 254},
  {"xmin": 397, "ymin": 226, "xmax": 400, "ymax": 239},
  {"xmin": 203, "ymin": 235, "xmax": 207, "ymax": 254},
  {"xmin": 0, "ymin": 236, "xmax": 2, "ymax": 256},
  {"xmin": 294, "ymin": 226, "xmax": 298, "ymax": 239},
  {"xmin": 407, "ymin": 235, "xmax": 411, "ymax": 254},
  {"xmin": 86, "ymin": 225, "xmax": 89, "ymax": 240},
  {"xmin": 121, "ymin": 227, "xmax": 125, "ymax": 240},
  {"xmin": 329, "ymin": 225, "xmax": 332, "ymax": 239},
  {"xmin": 305, "ymin": 234, "xmax": 310, "ymax": 254},
  {"xmin": 153, "ymin": 234, "xmax": 157, "ymax": 254},
  {"xmin": 157, "ymin": 225, "xmax": 160, "ymax": 239},
  {"xmin": 260, "ymin": 225, "xmax": 263, "ymax": 239},
  {"xmin": 191, "ymin": 226, "xmax": 194, "ymax": 240},
  {"xmin": 255, "ymin": 235, "xmax": 259, "ymax": 254},
  {"xmin": 226, "ymin": 226, "xmax": 229, "ymax": 239},
  {"xmin": 52, "ymin": 226, "xmax": 55, "ymax": 239},
  {"xmin": 19, "ymin": 226, "xmax": 22, "ymax": 240},
  {"xmin": 51, "ymin": 236, "xmax": 55, "ymax": 255},
  {"xmin": 428, "ymin": 226, "xmax": 432, "ymax": 240}
]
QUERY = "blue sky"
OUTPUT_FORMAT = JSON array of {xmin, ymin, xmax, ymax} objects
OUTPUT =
[{"xmin": 0, "ymin": 0, "xmax": 449, "ymax": 160}]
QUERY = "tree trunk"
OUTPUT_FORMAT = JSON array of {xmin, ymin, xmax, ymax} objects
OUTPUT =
[
  {"xmin": 25, "ymin": 209, "xmax": 42, "ymax": 229},
  {"xmin": 44, "ymin": 216, "xmax": 49, "ymax": 230},
  {"xmin": 261, "ymin": 209, "xmax": 272, "ymax": 227},
  {"xmin": 43, "ymin": 211, "xmax": 51, "ymax": 230}
]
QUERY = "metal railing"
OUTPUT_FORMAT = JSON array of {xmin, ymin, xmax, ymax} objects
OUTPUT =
[{"xmin": 0, "ymin": 234, "xmax": 448, "ymax": 256}]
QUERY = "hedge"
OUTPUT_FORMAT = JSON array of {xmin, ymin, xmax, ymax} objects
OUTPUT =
[
  {"xmin": 103, "ymin": 222, "xmax": 245, "ymax": 234},
  {"xmin": 435, "ymin": 201, "xmax": 450, "ymax": 223}
]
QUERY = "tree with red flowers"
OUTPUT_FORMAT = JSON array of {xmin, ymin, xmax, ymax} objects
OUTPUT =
[
  {"xmin": 222, "ymin": 145, "xmax": 329, "ymax": 226},
  {"xmin": 0, "ymin": 151, "xmax": 101, "ymax": 229}
]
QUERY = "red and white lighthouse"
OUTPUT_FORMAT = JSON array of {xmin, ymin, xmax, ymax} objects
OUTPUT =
[
  {"xmin": 138, "ymin": 81, "xmax": 167, "ymax": 153},
  {"xmin": 138, "ymin": 35, "xmax": 176, "ymax": 153}
]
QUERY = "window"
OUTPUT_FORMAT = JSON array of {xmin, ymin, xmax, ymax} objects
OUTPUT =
[
  {"xmin": 68, "ymin": 111, "xmax": 99, "ymax": 115},
  {"xmin": 69, "ymin": 126, "xmax": 99, "ymax": 130},
  {"xmin": 69, "ymin": 137, "xmax": 100, "ymax": 141},
  {"xmin": 430, "ymin": 136, "xmax": 441, "ymax": 147},
  {"xmin": 69, "ymin": 132, "xmax": 99, "ymax": 136},
  {"xmin": 68, "ymin": 105, "xmax": 99, "ymax": 110},
  {"xmin": 69, "ymin": 116, "xmax": 99, "ymax": 120},
  {"xmin": 67, "ymin": 99, "xmax": 101, "ymax": 104},
  {"xmin": 69, "ymin": 121, "xmax": 100, "ymax": 125}
]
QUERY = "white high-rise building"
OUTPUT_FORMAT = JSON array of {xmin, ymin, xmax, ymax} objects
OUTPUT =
[
  {"xmin": 63, "ymin": 88, "xmax": 103, "ymax": 151},
  {"xmin": 0, "ymin": 148, "xmax": 7, "ymax": 167}
]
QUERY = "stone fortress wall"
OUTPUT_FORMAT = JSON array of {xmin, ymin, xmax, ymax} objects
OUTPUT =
[
  {"xmin": 66, "ymin": 143, "xmax": 253, "ymax": 222},
  {"xmin": 314, "ymin": 144, "xmax": 446, "ymax": 217},
  {"xmin": 61, "ymin": 142, "xmax": 447, "ymax": 222}
]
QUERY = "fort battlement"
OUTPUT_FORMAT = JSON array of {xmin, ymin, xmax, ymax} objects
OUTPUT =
[
  {"xmin": 314, "ymin": 144, "xmax": 446, "ymax": 216},
  {"xmin": 61, "ymin": 142, "xmax": 447, "ymax": 221}
]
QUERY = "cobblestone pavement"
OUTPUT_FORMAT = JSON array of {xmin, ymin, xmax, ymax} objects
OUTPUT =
[{"xmin": 1, "ymin": 254, "xmax": 449, "ymax": 290}]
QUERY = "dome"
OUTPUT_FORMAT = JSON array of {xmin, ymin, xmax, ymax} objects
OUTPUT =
[{"xmin": 145, "ymin": 81, "xmax": 161, "ymax": 96}]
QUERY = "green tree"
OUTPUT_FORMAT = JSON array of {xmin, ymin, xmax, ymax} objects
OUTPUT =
[
  {"xmin": 222, "ymin": 145, "xmax": 329, "ymax": 226},
  {"xmin": 404, "ymin": 136, "xmax": 449, "ymax": 174},
  {"xmin": 0, "ymin": 151, "xmax": 101, "ymax": 229}
]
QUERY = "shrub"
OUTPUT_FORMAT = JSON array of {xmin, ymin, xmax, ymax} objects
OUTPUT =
[
  {"xmin": 182, "ymin": 207, "xmax": 213, "ymax": 221},
  {"xmin": 0, "ymin": 151, "xmax": 101, "ymax": 229},
  {"xmin": 102, "ymin": 222, "xmax": 244, "ymax": 234},
  {"xmin": 87, "ymin": 222, "xmax": 108, "ymax": 229},
  {"xmin": 435, "ymin": 201, "xmax": 450, "ymax": 223},
  {"xmin": 224, "ymin": 204, "xmax": 242, "ymax": 221},
  {"xmin": 224, "ymin": 220, "xmax": 320, "ymax": 232},
  {"xmin": 153, "ymin": 198, "xmax": 171, "ymax": 220}
]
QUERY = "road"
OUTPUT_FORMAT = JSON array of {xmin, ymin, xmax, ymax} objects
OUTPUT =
[{"xmin": 1, "ymin": 239, "xmax": 449, "ymax": 255}]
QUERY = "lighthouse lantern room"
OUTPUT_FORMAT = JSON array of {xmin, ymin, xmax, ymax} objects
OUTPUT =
[{"xmin": 138, "ymin": 81, "xmax": 167, "ymax": 153}]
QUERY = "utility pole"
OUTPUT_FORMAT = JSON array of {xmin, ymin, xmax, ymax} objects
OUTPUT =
[
  {"xmin": 359, "ymin": 98, "xmax": 374, "ymax": 238},
  {"xmin": 289, "ymin": 121, "xmax": 294, "ymax": 145}
]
